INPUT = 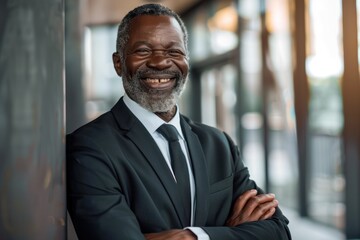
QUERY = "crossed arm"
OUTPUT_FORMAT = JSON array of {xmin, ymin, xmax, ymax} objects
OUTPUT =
[
  {"xmin": 67, "ymin": 130, "xmax": 291, "ymax": 240},
  {"xmin": 145, "ymin": 190, "xmax": 279, "ymax": 240},
  {"xmin": 144, "ymin": 132, "xmax": 289, "ymax": 240}
]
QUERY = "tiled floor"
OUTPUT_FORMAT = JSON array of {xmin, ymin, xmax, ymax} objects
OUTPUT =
[{"xmin": 283, "ymin": 208, "xmax": 345, "ymax": 240}]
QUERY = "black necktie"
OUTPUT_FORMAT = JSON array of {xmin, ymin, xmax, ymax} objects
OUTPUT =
[{"xmin": 157, "ymin": 124, "xmax": 191, "ymax": 225}]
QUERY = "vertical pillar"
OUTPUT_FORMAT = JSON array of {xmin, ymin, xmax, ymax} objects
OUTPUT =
[
  {"xmin": 260, "ymin": 0, "xmax": 273, "ymax": 193},
  {"xmin": 0, "ymin": 0, "xmax": 66, "ymax": 239},
  {"xmin": 342, "ymin": 0, "xmax": 360, "ymax": 238},
  {"xmin": 65, "ymin": 0, "xmax": 85, "ymax": 238},
  {"xmin": 65, "ymin": 0, "xmax": 86, "ymax": 134},
  {"xmin": 292, "ymin": 0, "xmax": 310, "ymax": 217}
]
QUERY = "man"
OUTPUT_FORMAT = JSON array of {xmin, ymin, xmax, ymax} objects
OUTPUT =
[{"xmin": 67, "ymin": 3, "xmax": 291, "ymax": 240}]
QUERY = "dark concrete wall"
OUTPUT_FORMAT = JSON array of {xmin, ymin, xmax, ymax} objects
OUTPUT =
[
  {"xmin": 65, "ymin": 0, "xmax": 86, "ymax": 134},
  {"xmin": 0, "ymin": 0, "xmax": 66, "ymax": 239},
  {"xmin": 65, "ymin": 0, "xmax": 85, "ymax": 238}
]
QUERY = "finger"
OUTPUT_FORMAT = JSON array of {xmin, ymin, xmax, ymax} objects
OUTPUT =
[
  {"xmin": 229, "ymin": 192, "xmax": 274, "ymax": 221},
  {"xmin": 259, "ymin": 207, "xmax": 276, "ymax": 220},
  {"xmin": 253, "ymin": 193, "xmax": 276, "ymax": 204},
  {"xmin": 228, "ymin": 189, "xmax": 257, "ymax": 220},
  {"xmin": 227, "ymin": 192, "xmax": 277, "ymax": 226},
  {"xmin": 227, "ymin": 199, "xmax": 278, "ymax": 226},
  {"xmin": 240, "ymin": 194, "xmax": 277, "ymax": 219},
  {"xmin": 248, "ymin": 199, "xmax": 279, "ymax": 220},
  {"xmin": 245, "ymin": 193, "xmax": 276, "ymax": 211}
]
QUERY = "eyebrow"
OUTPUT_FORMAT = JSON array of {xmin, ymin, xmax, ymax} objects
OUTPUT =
[
  {"xmin": 130, "ymin": 40, "xmax": 184, "ymax": 49},
  {"xmin": 131, "ymin": 41, "xmax": 151, "ymax": 47}
]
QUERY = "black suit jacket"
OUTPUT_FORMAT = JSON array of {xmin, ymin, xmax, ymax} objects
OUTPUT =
[{"xmin": 67, "ymin": 98, "xmax": 291, "ymax": 240}]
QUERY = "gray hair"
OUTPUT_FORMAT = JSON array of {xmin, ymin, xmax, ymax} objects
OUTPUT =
[{"xmin": 115, "ymin": 3, "xmax": 189, "ymax": 62}]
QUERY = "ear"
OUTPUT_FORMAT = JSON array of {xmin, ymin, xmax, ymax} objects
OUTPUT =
[{"xmin": 112, "ymin": 52, "xmax": 122, "ymax": 76}]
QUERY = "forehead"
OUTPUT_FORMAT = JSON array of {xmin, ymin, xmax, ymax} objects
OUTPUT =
[{"xmin": 127, "ymin": 15, "xmax": 184, "ymax": 45}]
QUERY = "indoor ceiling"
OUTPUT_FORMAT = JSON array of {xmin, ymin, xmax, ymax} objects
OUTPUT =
[{"xmin": 84, "ymin": 0, "xmax": 201, "ymax": 25}]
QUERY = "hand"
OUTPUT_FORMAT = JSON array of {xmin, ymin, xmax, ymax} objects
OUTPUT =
[
  {"xmin": 226, "ymin": 189, "xmax": 278, "ymax": 227},
  {"xmin": 144, "ymin": 229, "xmax": 197, "ymax": 240}
]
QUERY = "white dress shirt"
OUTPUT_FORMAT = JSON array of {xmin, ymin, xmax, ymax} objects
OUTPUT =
[{"xmin": 123, "ymin": 93, "xmax": 210, "ymax": 240}]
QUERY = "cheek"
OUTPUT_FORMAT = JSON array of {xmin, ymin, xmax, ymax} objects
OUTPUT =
[
  {"xmin": 125, "ymin": 58, "xmax": 146, "ymax": 76},
  {"xmin": 174, "ymin": 59, "xmax": 189, "ymax": 75}
]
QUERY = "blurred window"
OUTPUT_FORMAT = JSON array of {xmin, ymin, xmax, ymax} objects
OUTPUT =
[
  {"xmin": 200, "ymin": 64, "xmax": 238, "ymax": 141},
  {"xmin": 265, "ymin": 0, "xmax": 298, "ymax": 210},
  {"xmin": 237, "ymin": 0, "xmax": 266, "ymax": 189},
  {"xmin": 83, "ymin": 25, "xmax": 124, "ymax": 120},
  {"xmin": 185, "ymin": 0, "xmax": 238, "ymax": 62},
  {"xmin": 306, "ymin": 0, "xmax": 345, "ymax": 229}
]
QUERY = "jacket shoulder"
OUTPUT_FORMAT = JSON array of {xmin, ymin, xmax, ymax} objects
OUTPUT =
[
  {"xmin": 182, "ymin": 115, "xmax": 225, "ymax": 138},
  {"xmin": 67, "ymin": 111, "xmax": 119, "ymax": 143},
  {"xmin": 181, "ymin": 115, "xmax": 239, "ymax": 153}
]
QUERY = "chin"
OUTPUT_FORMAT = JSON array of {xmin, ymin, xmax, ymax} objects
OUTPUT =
[
  {"xmin": 124, "ymin": 79, "xmax": 184, "ymax": 113},
  {"xmin": 145, "ymin": 97, "xmax": 177, "ymax": 113}
]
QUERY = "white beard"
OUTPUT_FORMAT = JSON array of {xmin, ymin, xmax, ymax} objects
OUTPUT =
[{"xmin": 122, "ymin": 68, "xmax": 187, "ymax": 113}]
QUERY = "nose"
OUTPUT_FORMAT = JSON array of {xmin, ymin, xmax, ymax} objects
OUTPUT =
[{"xmin": 146, "ymin": 51, "xmax": 172, "ymax": 70}]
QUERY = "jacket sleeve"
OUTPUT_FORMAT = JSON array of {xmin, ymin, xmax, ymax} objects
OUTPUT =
[
  {"xmin": 202, "ymin": 132, "xmax": 292, "ymax": 240},
  {"xmin": 66, "ymin": 133, "xmax": 146, "ymax": 240}
]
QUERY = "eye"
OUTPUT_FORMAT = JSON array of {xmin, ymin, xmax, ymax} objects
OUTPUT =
[
  {"xmin": 167, "ymin": 49, "xmax": 185, "ymax": 57},
  {"xmin": 133, "ymin": 48, "xmax": 152, "ymax": 57}
]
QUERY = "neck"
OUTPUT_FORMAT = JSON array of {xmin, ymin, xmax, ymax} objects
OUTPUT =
[{"xmin": 155, "ymin": 106, "xmax": 177, "ymax": 122}]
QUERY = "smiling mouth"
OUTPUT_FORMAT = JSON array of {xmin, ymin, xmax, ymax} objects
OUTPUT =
[
  {"xmin": 145, "ymin": 78, "xmax": 172, "ymax": 83},
  {"xmin": 140, "ymin": 77, "xmax": 177, "ymax": 91}
]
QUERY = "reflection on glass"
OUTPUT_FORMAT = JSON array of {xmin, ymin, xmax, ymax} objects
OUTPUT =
[
  {"xmin": 201, "ymin": 69, "xmax": 217, "ymax": 128},
  {"xmin": 307, "ymin": 0, "xmax": 345, "ymax": 229},
  {"xmin": 207, "ymin": 6, "xmax": 238, "ymax": 54},
  {"xmin": 187, "ymin": 8, "xmax": 209, "ymax": 61},
  {"xmin": 307, "ymin": 0, "xmax": 343, "ymax": 134},
  {"xmin": 238, "ymin": 0, "xmax": 264, "ymax": 188},
  {"xmin": 200, "ymin": 64, "xmax": 238, "ymax": 142},
  {"xmin": 265, "ymin": 0, "xmax": 298, "ymax": 210},
  {"xmin": 83, "ymin": 25, "xmax": 124, "ymax": 120},
  {"xmin": 186, "ymin": 0, "xmax": 238, "ymax": 62}
]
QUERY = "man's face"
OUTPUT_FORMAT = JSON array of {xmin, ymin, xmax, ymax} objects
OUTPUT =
[{"xmin": 115, "ymin": 15, "xmax": 189, "ymax": 113}]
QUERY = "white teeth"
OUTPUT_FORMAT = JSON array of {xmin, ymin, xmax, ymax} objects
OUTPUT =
[{"xmin": 145, "ymin": 78, "xmax": 171, "ymax": 83}]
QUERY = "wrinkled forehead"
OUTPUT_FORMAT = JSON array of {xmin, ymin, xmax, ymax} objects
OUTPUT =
[{"xmin": 128, "ymin": 15, "xmax": 184, "ymax": 38}]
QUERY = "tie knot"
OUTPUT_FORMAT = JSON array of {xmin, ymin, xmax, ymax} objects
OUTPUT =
[{"xmin": 157, "ymin": 124, "xmax": 179, "ymax": 142}]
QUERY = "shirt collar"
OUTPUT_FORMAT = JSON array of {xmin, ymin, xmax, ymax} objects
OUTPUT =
[{"xmin": 123, "ymin": 93, "xmax": 184, "ymax": 139}]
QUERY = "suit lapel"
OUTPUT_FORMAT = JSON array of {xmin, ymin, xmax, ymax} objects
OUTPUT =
[
  {"xmin": 111, "ymin": 98, "xmax": 189, "ymax": 227},
  {"xmin": 180, "ymin": 117, "xmax": 209, "ymax": 226}
]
